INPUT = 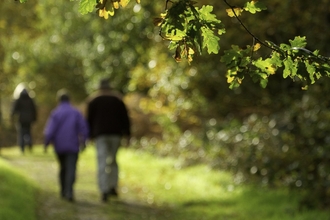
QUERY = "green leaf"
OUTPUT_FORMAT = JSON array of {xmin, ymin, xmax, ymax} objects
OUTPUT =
[
  {"xmin": 190, "ymin": 23, "xmax": 203, "ymax": 54},
  {"xmin": 218, "ymin": 28, "xmax": 226, "ymax": 35},
  {"xmin": 260, "ymin": 78, "xmax": 268, "ymax": 88},
  {"xmin": 221, "ymin": 46, "xmax": 242, "ymax": 65},
  {"xmin": 270, "ymin": 52, "xmax": 283, "ymax": 68},
  {"xmin": 79, "ymin": 0, "xmax": 97, "ymax": 15},
  {"xmin": 244, "ymin": 1, "xmax": 267, "ymax": 14},
  {"xmin": 168, "ymin": 41, "xmax": 178, "ymax": 51},
  {"xmin": 19, "ymin": 0, "xmax": 27, "ymax": 2},
  {"xmin": 289, "ymin": 36, "xmax": 307, "ymax": 48},
  {"xmin": 305, "ymin": 61, "xmax": 316, "ymax": 84},
  {"xmin": 198, "ymin": 5, "xmax": 220, "ymax": 23},
  {"xmin": 283, "ymin": 57, "xmax": 297, "ymax": 78},
  {"xmin": 254, "ymin": 58, "xmax": 276, "ymax": 75},
  {"xmin": 201, "ymin": 27, "xmax": 220, "ymax": 54},
  {"xmin": 279, "ymin": 43, "xmax": 291, "ymax": 51}
]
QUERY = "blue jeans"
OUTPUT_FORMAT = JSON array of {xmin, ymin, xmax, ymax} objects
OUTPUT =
[
  {"xmin": 56, "ymin": 153, "xmax": 78, "ymax": 199},
  {"xmin": 95, "ymin": 135, "xmax": 121, "ymax": 194}
]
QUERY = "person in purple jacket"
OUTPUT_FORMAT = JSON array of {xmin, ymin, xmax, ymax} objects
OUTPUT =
[{"xmin": 44, "ymin": 89, "xmax": 89, "ymax": 202}]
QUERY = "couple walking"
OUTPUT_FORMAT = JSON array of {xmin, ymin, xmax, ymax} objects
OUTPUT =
[{"xmin": 44, "ymin": 79, "xmax": 131, "ymax": 202}]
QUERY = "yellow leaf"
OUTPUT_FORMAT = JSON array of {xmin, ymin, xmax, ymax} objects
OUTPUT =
[
  {"xmin": 165, "ymin": 35, "xmax": 183, "ymax": 41},
  {"xmin": 119, "ymin": 0, "xmax": 129, "ymax": 7},
  {"xmin": 99, "ymin": 8, "xmax": 107, "ymax": 18},
  {"xmin": 302, "ymin": 85, "xmax": 308, "ymax": 90},
  {"xmin": 188, "ymin": 47, "xmax": 195, "ymax": 55},
  {"xmin": 108, "ymin": 6, "xmax": 115, "ymax": 16},
  {"xmin": 104, "ymin": 11, "xmax": 109, "ymax": 19},
  {"xmin": 227, "ymin": 75, "xmax": 235, "ymax": 83},
  {"xmin": 188, "ymin": 54, "xmax": 193, "ymax": 63},
  {"xmin": 226, "ymin": 70, "xmax": 237, "ymax": 83},
  {"xmin": 226, "ymin": 8, "xmax": 243, "ymax": 17},
  {"xmin": 113, "ymin": 1, "xmax": 120, "ymax": 9},
  {"xmin": 253, "ymin": 43, "xmax": 261, "ymax": 51},
  {"xmin": 268, "ymin": 66, "xmax": 276, "ymax": 75},
  {"xmin": 136, "ymin": 0, "xmax": 140, "ymax": 3}
]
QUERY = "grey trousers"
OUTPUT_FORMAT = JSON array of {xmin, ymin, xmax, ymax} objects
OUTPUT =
[{"xmin": 95, "ymin": 135, "xmax": 121, "ymax": 194}]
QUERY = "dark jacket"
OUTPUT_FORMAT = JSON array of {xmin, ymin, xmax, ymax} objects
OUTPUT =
[
  {"xmin": 87, "ymin": 91, "xmax": 131, "ymax": 139},
  {"xmin": 11, "ymin": 90, "xmax": 37, "ymax": 124}
]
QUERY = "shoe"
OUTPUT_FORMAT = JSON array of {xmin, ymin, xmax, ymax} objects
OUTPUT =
[
  {"xmin": 109, "ymin": 188, "xmax": 118, "ymax": 197},
  {"xmin": 65, "ymin": 194, "xmax": 75, "ymax": 202},
  {"xmin": 102, "ymin": 193, "xmax": 108, "ymax": 203},
  {"xmin": 62, "ymin": 191, "xmax": 74, "ymax": 202},
  {"xmin": 62, "ymin": 195, "xmax": 74, "ymax": 202}
]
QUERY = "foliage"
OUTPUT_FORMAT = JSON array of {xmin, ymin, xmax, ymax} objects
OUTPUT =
[
  {"xmin": 25, "ymin": 0, "xmax": 330, "ymax": 88},
  {"xmin": 155, "ymin": 1, "xmax": 225, "ymax": 63},
  {"xmin": 222, "ymin": 36, "xmax": 330, "ymax": 89},
  {"xmin": 4, "ymin": 0, "xmax": 157, "ymax": 102},
  {"xmin": 79, "ymin": 0, "xmax": 141, "ymax": 18},
  {"xmin": 197, "ymin": 84, "xmax": 330, "ymax": 209}
]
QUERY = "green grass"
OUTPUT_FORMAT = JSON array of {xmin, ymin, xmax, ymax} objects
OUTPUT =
[
  {"xmin": 116, "ymin": 149, "xmax": 330, "ymax": 220},
  {"xmin": 1, "ymin": 146, "xmax": 330, "ymax": 220},
  {"xmin": 0, "ymin": 157, "xmax": 37, "ymax": 220}
]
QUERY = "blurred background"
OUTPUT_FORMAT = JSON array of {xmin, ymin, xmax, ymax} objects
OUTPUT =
[{"xmin": 1, "ymin": 0, "xmax": 330, "ymax": 208}]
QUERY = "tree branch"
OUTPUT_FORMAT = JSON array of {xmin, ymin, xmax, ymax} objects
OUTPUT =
[{"xmin": 223, "ymin": 0, "xmax": 282, "ymax": 54}]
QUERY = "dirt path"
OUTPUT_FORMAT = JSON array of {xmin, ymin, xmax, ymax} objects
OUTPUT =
[{"xmin": 2, "ymin": 147, "xmax": 168, "ymax": 220}]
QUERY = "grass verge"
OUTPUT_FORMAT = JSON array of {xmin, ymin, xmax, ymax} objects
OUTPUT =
[
  {"xmin": 116, "ymin": 149, "xmax": 330, "ymax": 220},
  {"xmin": 0, "ymin": 157, "xmax": 37, "ymax": 220}
]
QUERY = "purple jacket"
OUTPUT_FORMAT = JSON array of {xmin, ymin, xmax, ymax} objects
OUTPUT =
[{"xmin": 44, "ymin": 101, "xmax": 89, "ymax": 153}]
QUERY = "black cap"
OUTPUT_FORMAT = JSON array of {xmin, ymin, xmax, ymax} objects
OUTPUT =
[{"xmin": 99, "ymin": 78, "xmax": 111, "ymax": 90}]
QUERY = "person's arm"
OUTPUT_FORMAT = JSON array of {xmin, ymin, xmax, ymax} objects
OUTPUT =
[
  {"xmin": 120, "ymin": 101, "xmax": 131, "ymax": 136},
  {"xmin": 77, "ymin": 112, "xmax": 89, "ymax": 151},
  {"xmin": 86, "ymin": 101, "xmax": 95, "ymax": 139},
  {"xmin": 43, "ymin": 113, "xmax": 57, "ymax": 152},
  {"xmin": 10, "ymin": 100, "xmax": 19, "ymax": 126},
  {"xmin": 31, "ymin": 99, "xmax": 37, "ymax": 122}
]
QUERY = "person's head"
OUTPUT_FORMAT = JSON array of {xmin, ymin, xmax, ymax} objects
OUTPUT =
[
  {"xmin": 56, "ymin": 89, "xmax": 70, "ymax": 102},
  {"xmin": 19, "ymin": 88, "xmax": 30, "ymax": 98},
  {"xmin": 98, "ymin": 78, "xmax": 111, "ymax": 90}
]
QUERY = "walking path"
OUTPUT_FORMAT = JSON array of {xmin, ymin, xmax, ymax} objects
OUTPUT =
[{"xmin": 3, "ymin": 147, "xmax": 167, "ymax": 220}]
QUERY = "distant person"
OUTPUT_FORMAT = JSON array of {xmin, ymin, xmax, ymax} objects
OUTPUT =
[
  {"xmin": 11, "ymin": 88, "xmax": 37, "ymax": 153},
  {"xmin": 44, "ymin": 89, "xmax": 89, "ymax": 202},
  {"xmin": 86, "ymin": 79, "xmax": 131, "ymax": 202}
]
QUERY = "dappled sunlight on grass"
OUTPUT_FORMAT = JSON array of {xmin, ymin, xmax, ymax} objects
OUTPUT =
[{"xmin": 118, "ymin": 148, "xmax": 238, "ymax": 206}]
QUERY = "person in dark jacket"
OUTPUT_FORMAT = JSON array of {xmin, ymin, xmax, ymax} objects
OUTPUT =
[
  {"xmin": 44, "ymin": 89, "xmax": 89, "ymax": 202},
  {"xmin": 86, "ymin": 79, "xmax": 131, "ymax": 202},
  {"xmin": 11, "ymin": 88, "xmax": 37, "ymax": 153}
]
